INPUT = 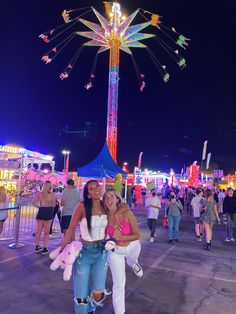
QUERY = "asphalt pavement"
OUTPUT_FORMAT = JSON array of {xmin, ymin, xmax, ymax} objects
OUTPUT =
[{"xmin": 0, "ymin": 206, "xmax": 236, "ymax": 314}]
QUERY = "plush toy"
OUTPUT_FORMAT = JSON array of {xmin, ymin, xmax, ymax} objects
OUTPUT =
[
  {"xmin": 49, "ymin": 241, "xmax": 82, "ymax": 281},
  {"xmin": 101, "ymin": 237, "xmax": 117, "ymax": 252}
]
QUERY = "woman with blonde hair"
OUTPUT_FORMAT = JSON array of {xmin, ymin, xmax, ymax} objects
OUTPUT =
[
  {"xmin": 0, "ymin": 186, "xmax": 9, "ymax": 234},
  {"xmin": 103, "ymin": 188, "xmax": 143, "ymax": 314},
  {"xmin": 32, "ymin": 180, "xmax": 56, "ymax": 255}
]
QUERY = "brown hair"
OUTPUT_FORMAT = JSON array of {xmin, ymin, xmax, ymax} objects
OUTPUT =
[{"xmin": 205, "ymin": 188, "xmax": 212, "ymax": 199}]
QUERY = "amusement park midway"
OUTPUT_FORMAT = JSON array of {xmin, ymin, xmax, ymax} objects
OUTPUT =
[
  {"xmin": 1, "ymin": 1, "xmax": 235, "ymax": 173},
  {"xmin": 1, "ymin": 1, "xmax": 236, "ymax": 314},
  {"xmin": 1, "ymin": 206, "xmax": 236, "ymax": 314}
]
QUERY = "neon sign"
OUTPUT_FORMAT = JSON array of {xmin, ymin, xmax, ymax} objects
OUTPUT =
[{"xmin": 0, "ymin": 145, "xmax": 53, "ymax": 161}]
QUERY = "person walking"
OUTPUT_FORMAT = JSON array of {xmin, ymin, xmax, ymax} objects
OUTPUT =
[
  {"xmin": 32, "ymin": 180, "xmax": 56, "ymax": 255},
  {"xmin": 184, "ymin": 187, "xmax": 194, "ymax": 215},
  {"xmin": 60, "ymin": 179, "xmax": 80, "ymax": 237},
  {"xmin": 191, "ymin": 188, "xmax": 205, "ymax": 241},
  {"xmin": 202, "ymin": 189, "xmax": 220, "ymax": 251},
  {"xmin": 103, "ymin": 188, "xmax": 143, "ymax": 314},
  {"xmin": 141, "ymin": 187, "xmax": 147, "ymax": 206},
  {"xmin": 223, "ymin": 188, "xmax": 236, "ymax": 242},
  {"xmin": 166, "ymin": 194, "xmax": 183, "ymax": 243},
  {"xmin": 59, "ymin": 180, "xmax": 108, "ymax": 314},
  {"xmin": 49, "ymin": 200, "xmax": 62, "ymax": 236},
  {"xmin": 145, "ymin": 189, "xmax": 161, "ymax": 242}
]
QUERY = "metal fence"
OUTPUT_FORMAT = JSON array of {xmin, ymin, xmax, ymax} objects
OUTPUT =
[
  {"xmin": 0, "ymin": 208, "xmax": 15, "ymax": 241},
  {"xmin": 0, "ymin": 205, "xmax": 63, "ymax": 243}
]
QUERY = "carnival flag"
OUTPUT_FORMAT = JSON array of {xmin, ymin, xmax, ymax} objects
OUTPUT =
[
  {"xmin": 138, "ymin": 152, "xmax": 143, "ymax": 170},
  {"xmin": 202, "ymin": 140, "xmax": 208, "ymax": 161},
  {"xmin": 206, "ymin": 153, "xmax": 211, "ymax": 170}
]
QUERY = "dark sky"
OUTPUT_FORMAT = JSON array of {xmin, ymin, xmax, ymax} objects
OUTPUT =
[{"xmin": 1, "ymin": 1, "xmax": 236, "ymax": 173}]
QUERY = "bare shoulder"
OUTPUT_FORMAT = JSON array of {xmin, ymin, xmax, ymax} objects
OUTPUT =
[
  {"xmin": 74, "ymin": 201, "xmax": 86, "ymax": 218},
  {"xmin": 118, "ymin": 203, "xmax": 135, "ymax": 219}
]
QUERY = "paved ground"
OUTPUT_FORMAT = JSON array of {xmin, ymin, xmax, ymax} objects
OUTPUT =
[{"xmin": 1, "ymin": 206, "xmax": 236, "ymax": 314}]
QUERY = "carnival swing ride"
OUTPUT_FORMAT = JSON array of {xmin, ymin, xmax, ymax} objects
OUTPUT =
[{"xmin": 39, "ymin": 2, "xmax": 190, "ymax": 162}]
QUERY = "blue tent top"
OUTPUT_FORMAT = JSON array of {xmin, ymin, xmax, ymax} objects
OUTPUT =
[{"xmin": 77, "ymin": 142, "xmax": 127, "ymax": 179}]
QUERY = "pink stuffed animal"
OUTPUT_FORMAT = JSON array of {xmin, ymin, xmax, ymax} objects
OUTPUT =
[{"xmin": 49, "ymin": 241, "xmax": 82, "ymax": 281}]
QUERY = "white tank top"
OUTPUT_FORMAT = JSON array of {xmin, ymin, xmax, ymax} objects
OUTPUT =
[{"xmin": 80, "ymin": 215, "xmax": 107, "ymax": 241}]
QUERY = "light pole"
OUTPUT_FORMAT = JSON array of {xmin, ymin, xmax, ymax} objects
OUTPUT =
[{"xmin": 62, "ymin": 150, "xmax": 70, "ymax": 178}]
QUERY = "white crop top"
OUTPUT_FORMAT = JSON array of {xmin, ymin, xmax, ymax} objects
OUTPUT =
[{"xmin": 80, "ymin": 215, "xmax": 107, "ymax": 242}]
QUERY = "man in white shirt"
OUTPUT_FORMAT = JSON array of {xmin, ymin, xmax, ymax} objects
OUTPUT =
[
  {"xmin": 191, "ymin": 188, "xmax": 204, "ymax": 241},
  {"xmin": 145, "ymin": 189, "xmax": 162, "ymax": 242}
]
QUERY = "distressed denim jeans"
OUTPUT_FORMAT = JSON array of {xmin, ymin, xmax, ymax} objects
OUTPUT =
[{"xmin": 73, "ymin": 241, "xmax": 108, "ymax": 314}]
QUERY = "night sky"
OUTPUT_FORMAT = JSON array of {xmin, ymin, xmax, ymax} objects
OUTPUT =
[{"xmin": 1, "ymin": 1, "xmax": 235, "ymax": 174}]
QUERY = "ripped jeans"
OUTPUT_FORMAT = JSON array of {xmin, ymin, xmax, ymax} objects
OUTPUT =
[{"xmin": 73, "ymin": 241, "xmax": 108, "ymax": 314}]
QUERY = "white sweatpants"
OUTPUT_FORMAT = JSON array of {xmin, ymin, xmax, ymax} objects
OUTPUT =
[{"xmin": 108, "ymin": 240, "xmax": 141, "ymax": 314}]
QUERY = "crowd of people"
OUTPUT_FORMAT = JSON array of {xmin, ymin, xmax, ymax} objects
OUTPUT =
[
  {"xmin": 144, "ymin": 185, "xmax": 236, "ymax": 251},
  {"xmin": 1, "ymin": 179, "xmax": 236, "ymax": 314}
]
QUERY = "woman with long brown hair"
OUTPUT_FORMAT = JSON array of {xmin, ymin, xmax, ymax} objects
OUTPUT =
[
  {"xmin": 203, "ymin": 189, "xmax": 220, "ymax": 251},
  {"xmin": 59, "ymin": 180, "xmax": 109, "ymax": 314}
]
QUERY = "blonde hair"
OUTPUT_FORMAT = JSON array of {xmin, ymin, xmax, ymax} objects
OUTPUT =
[
  {"xmin": 42, "ymin": 180, "xmax": 52, "ymax": 191},
  {"xmin": 0, "ymin": 186, "xmax": 7, "ymax": 203},
  {"xmin": 103, "ymin": 188, "xmax": 123, "ymax": 209}
]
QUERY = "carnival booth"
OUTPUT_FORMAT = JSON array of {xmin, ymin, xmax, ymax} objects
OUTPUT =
[{"xmin": 0, "ymin": 144, "xmax": 64, "ymax": 196}]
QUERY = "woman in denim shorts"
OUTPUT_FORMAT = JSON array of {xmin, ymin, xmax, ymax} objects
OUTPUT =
[{"xmin": 59, "ymin": 180, "xmax": 109, "ymax": 314}]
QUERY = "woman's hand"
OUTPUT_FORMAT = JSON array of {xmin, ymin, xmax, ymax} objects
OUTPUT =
[{"xmin": 113, "ymin": 229, "xmax": 124, "ymax": 241}]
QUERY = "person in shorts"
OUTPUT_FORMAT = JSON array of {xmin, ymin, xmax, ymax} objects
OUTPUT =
[
  {"xmin": 32, "ymin": 180, "xmax": 56, "ymax": 255},
  {"xmin": 191, "ymin": 188, "xmax": 205, "ymax": 241}
]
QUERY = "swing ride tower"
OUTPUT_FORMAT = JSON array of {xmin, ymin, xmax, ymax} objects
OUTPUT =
[
  {"xmin": 79, "ymin": 2, "xmax": 155, "ymax": 161},
  {"xmin": 40, "ymin": 2, "xmax": 189, "ymax": 163}
]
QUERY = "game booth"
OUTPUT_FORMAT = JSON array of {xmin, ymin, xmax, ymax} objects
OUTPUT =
[{"xmin": 0, "ymin": 144, "xmax": 66, "ymax": 198}]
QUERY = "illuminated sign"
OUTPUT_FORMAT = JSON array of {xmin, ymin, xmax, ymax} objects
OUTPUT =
[
  {"xmin": 0, "ymin": 169, "xmax": 15, "ymax": 180},
  {"xmin": 0, "ymin": 145, "xmax": 53, "ymax": 161},
  {"xmin": 0, "ymin": 181, "xmax": 17, "ymax": 191},
  {"xmin": 0, "ymin": 145, "xmax": 24, "ymax": 154}
]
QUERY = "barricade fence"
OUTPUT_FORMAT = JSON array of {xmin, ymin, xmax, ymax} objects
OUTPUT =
[
  {"xmin": 0, "ymin": 205, "xmax": 64, "ymax": 242},
  {"xmin": 0, "ymin": 208, "xmax": 15, "ymax": 241}
]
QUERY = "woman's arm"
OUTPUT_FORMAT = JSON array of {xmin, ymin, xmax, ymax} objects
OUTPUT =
[
  {"xmin": 114, "ymin": 210, "xmax": 140, "ymax": 242},
  {"xmin": 32, "ymin": 194, "xmax": 40, "ymax": 208},
  {"xmin": 177, "ymin": 200, "xmax": 183, "ymax": 210},
  {"xmin": 52, "ymin": 193, "xmax": 57, "ymax": 207},
  {"xmin": 213, "ymin": 202, "xmax": 220, "ymax": 222},
  {"xmin": 59, "ymin": 202, "xmax": 84, "ymax": 252}
]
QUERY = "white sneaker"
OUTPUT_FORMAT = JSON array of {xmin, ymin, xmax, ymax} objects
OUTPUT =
[
  {"xmin": 133, "ymin": 263, "xmax": 143, "ymax": 277},
  {"xmin": 225, "ymin": 238, "xmax": 230, "ymax": 242},
  {"xmin": 230, "ymin": 238, "xmax": 235, "ymax": 242},
  {"xmin": 150, "ymin": 237, "xmax": 154, "ymax": 243}
]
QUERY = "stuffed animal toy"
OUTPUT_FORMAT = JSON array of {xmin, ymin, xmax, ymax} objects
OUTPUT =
[
  {"xmin": 49, "ymin": 241, "xmax": 82, "ymax": 281},
  {"xmin": 100, "ymin": 237, "xmax": 117, "ymax": 252}
]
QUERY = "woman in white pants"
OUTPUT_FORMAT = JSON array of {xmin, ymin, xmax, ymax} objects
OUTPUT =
[{"xmin": 103, "ymin": 188, "xmax": 143, "ymax": 314}]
